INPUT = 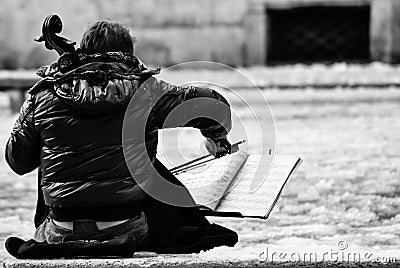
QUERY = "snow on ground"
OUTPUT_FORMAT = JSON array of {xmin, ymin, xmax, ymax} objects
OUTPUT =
[
  {"xmin": 157, "ymin": 62, "xmax": 400, "ymax": 88},
  {"xmin": 157, "ymin": 88, "xmax": 400, "ymax": 262},
  {"xmin": 0, "ymin": 65, "xmax": 399, "ymax": 262}
]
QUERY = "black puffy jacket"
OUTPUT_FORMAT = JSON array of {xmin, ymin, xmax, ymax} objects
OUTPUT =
[{"xmin": 5, "ymin": 52, "xmax": 231, "ymax": 221}]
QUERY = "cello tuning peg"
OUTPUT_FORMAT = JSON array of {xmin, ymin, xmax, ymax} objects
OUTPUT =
[{"xmin": 34, "ymin": 36, "xmax": 45, "ymax": 42}]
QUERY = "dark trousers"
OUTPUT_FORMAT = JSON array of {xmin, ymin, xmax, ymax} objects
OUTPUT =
[{"xmin": 143, "ymin": 159, "xmax": 209, "ymax": 240}]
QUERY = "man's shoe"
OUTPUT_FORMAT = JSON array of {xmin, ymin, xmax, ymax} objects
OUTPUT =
[{"xmin": 5, "ymin": 237, "xmax": 25, "ymax": 258}]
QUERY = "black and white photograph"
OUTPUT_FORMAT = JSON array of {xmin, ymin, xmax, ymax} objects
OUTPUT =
[{"xmin": 0, "ymin": 0, "xmax": 399, "ymax": 267}]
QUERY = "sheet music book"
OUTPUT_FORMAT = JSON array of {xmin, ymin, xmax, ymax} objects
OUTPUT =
[{"xmin": 177, "ymin": 151, "xmax": 302, "ymax": 219}]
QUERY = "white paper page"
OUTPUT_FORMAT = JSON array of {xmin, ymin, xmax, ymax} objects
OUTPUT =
[
  {"xmin": 216, "ymin": 154, "xmax": 302, "ymax": 218},
  {"xmin": 177, "ymin": 151, "xmax": 248, "ymax": 210}
]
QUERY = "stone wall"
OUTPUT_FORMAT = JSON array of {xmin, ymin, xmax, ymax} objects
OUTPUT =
[
  {"xmin": 0, "ymin": 0, "xmax": 399, "ymax": 68},
  {"xmin": 0, "ymin": 0, "xmax": 248, "ymax": 68}
]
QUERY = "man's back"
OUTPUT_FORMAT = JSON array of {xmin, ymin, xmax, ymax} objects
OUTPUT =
[{"xmin": 9, "ymin": 53, "xmax": 158, "ymax": 221}]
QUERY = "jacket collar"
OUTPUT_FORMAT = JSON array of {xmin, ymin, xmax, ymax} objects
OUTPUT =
[
  {"xmin": 36, "ymin": 51, "xmax": 160, "ymax": 78},
  {"xmin": 32, "ymin": 51, "xmax": 160, "ymax": 115}
]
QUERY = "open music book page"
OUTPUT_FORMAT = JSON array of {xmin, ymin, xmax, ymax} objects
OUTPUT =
[
  {"xmin": 177, "ymin": 151, "xmax": 248, "ymax": 210},
  {"xmin": 216, "ymin": 154, "xmax": 302, "ymax": 218}
]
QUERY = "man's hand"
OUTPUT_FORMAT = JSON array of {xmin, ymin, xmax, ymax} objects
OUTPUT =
[{"xmin": 204, "ymin": 137, "xmax": 231, "ymax": 158}]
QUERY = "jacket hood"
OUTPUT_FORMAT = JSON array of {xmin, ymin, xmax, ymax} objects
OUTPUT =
[{"xmin": 32, "ymin": 52, "xmax": 160, "ymax": 115}]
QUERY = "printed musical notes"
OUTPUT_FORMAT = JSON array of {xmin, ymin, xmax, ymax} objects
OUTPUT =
[
  {"xmin": 177, "ymin": 151, "xmax": 248, "ymax": 210},
  {"xmin": 177, "ymin": 151, "xmax": 302, "ymax": 218},
  {"xmin": 217, "ymin": 155, "xmax": 302, "ymax": 218}
]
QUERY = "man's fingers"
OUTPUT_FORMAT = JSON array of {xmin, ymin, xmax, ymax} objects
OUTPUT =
[
  {"xmin": 204, "ymin": 138, "xmax": 232, "ymax": 158},
  {"xmin": 215, "ymin": 151, "xmax": 227, "ymax": 158},
  {"xmin": 215, "ymin": 140, "xmax": 230, "ymax": 158},
  {"xmin": 216, "ymin": 145, "xmax": 228, "ymax": 152},
  {"xmin": 218, "ymin": 139, "xmax": 231, "ymax": 153}
]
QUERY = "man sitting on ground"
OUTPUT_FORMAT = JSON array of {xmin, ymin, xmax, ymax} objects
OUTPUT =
[{"xmin": 5, "ymin": 20, "xmax": 237, "ymax": 258}]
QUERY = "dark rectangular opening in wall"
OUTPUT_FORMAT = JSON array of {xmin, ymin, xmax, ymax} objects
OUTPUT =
[{"xmin": 266, "ymin": 5, "xmax": 370, "ymax": 64}]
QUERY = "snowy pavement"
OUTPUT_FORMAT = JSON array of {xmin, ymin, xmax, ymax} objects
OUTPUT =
[{"xmin": 0, "ymin": 67, "xmax": 399, "ymax": 263}]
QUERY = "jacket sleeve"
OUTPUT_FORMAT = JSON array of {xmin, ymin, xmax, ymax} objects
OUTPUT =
[
  {"xmin": 147, "ymin": 77, "xmax": 231, "ymax": 140},
  {"xmin": 5, "ymin": 95, "xmax": 41, "ymax": 175}
]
